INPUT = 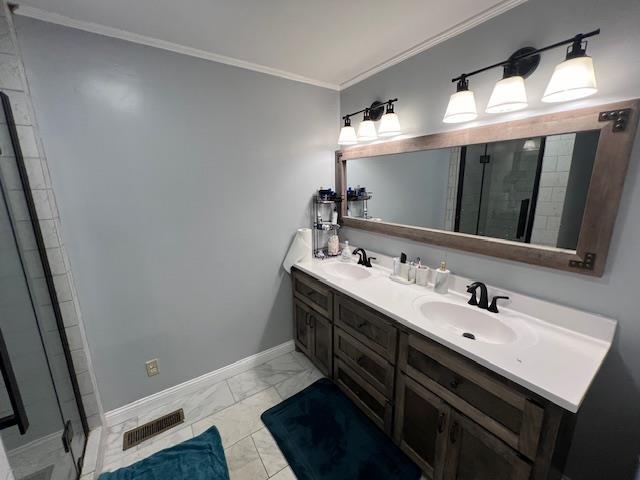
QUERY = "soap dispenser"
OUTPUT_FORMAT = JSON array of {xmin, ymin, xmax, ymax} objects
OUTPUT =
[{"xmin": 434, "ymin": 261, "xmax": 450, "ymax": 294}]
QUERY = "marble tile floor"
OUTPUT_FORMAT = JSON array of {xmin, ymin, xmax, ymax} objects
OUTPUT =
[{"xmin": 96, "ymin": 351, "xmax": 324, "ymax": 480}]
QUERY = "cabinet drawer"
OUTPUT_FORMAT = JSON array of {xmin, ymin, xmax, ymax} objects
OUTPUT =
[
  {"xmin": 334, "ymin": 294, "xmax": 397, "ymax": 362},
  {"xmin": 292, "ymin": 270, "xmax": 333, "ymax": 318},
  {"xmin": 334, "ymin": 327, "xmax": 394, "ymax": 398},
  {"xmin": 334, "ymin": 358, "xmax": 393, "ymax": 434},
  {"xmin": 399, "ymin": 332, "xmax": 544, "ymax": 460}
]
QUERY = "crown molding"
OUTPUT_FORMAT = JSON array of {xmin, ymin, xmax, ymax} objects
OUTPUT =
[
  {"xmin": 339, "ymin": 0, "xmax": 528, "ymax": 90},
  {"xmin": 15, "ymin": 0, "xmax": 527, "ymax": 92},
  {"xmin": 13, "ymin": 5, "xmax": 341, "ymax": 91}
]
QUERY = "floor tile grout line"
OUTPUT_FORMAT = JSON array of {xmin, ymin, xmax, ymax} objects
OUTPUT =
[
  {"xmin": 250, "ymin": 432, "xmax": 270, "ymax": 479},
  {"xmin": 269, "ymin": 464, "xmax": 291, "ymax": 479}
]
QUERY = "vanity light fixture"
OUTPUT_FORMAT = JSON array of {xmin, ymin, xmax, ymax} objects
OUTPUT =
[
  {"xmin": 338, "ymin": 116, "xmax": 358, "ymax": 145},
  {"xmin": 357, "ymin": 108, "xmax": 378, "ymax": 141},
  {"xmin": 443, "ymin": 76, "xmax": 478, "ymax": 123},
  {"xmin": 378, "ymin": 101, "xmax": 402, "ymax": 137},
  {"xmin": 338, "ymin": 98, "xmax": 400, "ymax": 145},
  {"xmin": 542, "ymin": 36, "xmax": 597, "ymax": 103},
  {"xmin": 446, "ymin": 29, "xmax": 600, "ymax": 123}
]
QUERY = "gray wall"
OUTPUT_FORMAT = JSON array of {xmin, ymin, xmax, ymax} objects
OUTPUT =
[
  {"xmin": 341, "ymin": 0, "xmax": 640, "ymax": 478},
  {"xmin": 347, "ymin": 149, "xmax": 450, "ymax": 228},
  {"xmin": 14, "ymin": 17, "xmax": 338, "ymax": 411}
]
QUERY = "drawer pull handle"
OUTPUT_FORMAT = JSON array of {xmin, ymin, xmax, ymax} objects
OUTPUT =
[
  {"xmin": 449, "ymin": 379, "xmax": 459, "ymax": 389},
  {"xmin": 357, "ymin": 321, "xmax": 367, "ymax": 329},
  {"xmin": 450, "ymin": 421, "xmax": 459, "ymax": 444},
  {"xmin": 437, "ymin": 412, "xmax": 446, "ymax": 433}
]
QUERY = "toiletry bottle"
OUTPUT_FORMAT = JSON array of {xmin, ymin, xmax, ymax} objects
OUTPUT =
[
  {"xmin": 331, "ymin": 208, "xmax": 338, "ymax": 225},
  {"xmin": 392, "ymin": 257, "xmax": 401, "ymax": 276},
  {"xmin": 434, "ymin": 261, "xmax": 450, "ymax": 294},
  {"xmin": 341, "ymin": 241, "xmax": 352, "ymax": 261},
  {"xmin": 399, "ymin": 253, "xmax": 410, "ymax": 280},
  {"xmin": 328, "ymin": 233, "xmax": 339, "ymax": 256},
  {"xmin": 408, "ymin": 261, "xmax": 417, "ymax": 283},
  {"xmin": 416, "ymin": 258, "xmax": 429, "ymax": 286}
]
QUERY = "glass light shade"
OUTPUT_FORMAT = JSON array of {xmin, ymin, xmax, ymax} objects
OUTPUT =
[
  {"xmin": 542, "ymin": 56, "xmax": 597, "ymax": 103},
  {"xmin": 378, "ymin": 112, "xmax": 401, "ymax": 137},
  {"xmin": 338, "ymin": 125, "xmax": 357, "ymax": 145},
  {"xmin": 486, "ymin": 76, "xmax": 528, "ymax": 113},
  {"xmin": 357, "ymin": 120, "xmax": 377, "ymax": 141},
  {"xmin": 522, "ymin": 139, "xmax": 538, "ymax": 151},
  {"xmin": 443, "ymin": 90, "xmax": 478, "ymax": 123}
]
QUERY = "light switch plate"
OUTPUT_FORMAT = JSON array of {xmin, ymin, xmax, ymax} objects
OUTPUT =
[{"xmin": 146, "ymin": 359, "xmax": 159, "ymax": 377}]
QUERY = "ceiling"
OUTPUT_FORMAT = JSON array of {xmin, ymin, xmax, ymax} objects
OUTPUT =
[{"xmin": 15, "ymin": 0, "xmax": 526, "ymax": 90}]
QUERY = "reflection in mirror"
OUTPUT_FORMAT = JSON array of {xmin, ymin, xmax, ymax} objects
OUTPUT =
[{"xmin": 346, "ymin": 130, "xmax": 599, "ymax": 250}]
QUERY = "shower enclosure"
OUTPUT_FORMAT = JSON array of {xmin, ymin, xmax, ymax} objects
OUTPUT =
[
  {"xmin": 455, "ymin": 138, "xmax": 545, "ymax": 243},
  {"xmin": 0, "ymin": 92, "xmax": 87, "ymax": 479}
]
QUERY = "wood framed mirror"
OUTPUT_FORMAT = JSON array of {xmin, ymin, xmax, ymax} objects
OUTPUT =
[{"xmin": 335, "ymin": 99, "xmax": 639, "ymax": 276}]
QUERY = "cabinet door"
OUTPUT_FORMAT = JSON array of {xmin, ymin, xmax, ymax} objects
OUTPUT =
[
  {"xmin": 394, "ymin": 373, "xmax": 450, "ymax": 480},
  {"xmin": 444, "ymin": 411, "xmax": 532, "ymax": 480},
  {"xmin": 294, "ymin": 299, "xmax": 312, "ymax": 356},
  {"xmin": 311, "ymin": 312, "xmax": 332, "ymax": 376}
]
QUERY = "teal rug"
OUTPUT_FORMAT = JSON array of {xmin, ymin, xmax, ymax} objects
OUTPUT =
[
  {"xmin": 261, "ymin": 378, "xmax": 421, "ymax": 480},
  {"xmin": 98, "ymin": 426, "xmax": 229, "ymax": 480}
]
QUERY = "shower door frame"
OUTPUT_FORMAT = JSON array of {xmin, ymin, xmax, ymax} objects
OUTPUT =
[{"xmin": 0, "ymin": 91, "xmax": 89, "ymax": 470}]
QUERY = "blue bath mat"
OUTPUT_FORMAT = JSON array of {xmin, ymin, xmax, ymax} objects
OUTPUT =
[
  {"xmin": 261, "ymin": 378, "xmax": 421, "ymax": 480},
  {"xmin": 98, "ymin": 426, "xmax": 229, "ymax": 480}
]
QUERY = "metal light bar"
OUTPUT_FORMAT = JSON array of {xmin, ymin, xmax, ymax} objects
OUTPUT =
[
  {"xmin": 451, "ymin": 29, "xmax": 600, "ymax": 83},
  {"xmin": 342, "ymin": 98, "xmax": 398, "ymax": 120}
]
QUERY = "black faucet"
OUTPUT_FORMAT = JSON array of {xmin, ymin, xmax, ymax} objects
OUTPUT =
[
  {"xmin": 488, "ymin": 296, "xmax": 510, "ymax": 313},
  {"xmin": 466, "ymin": 282, "xmax": 489, "ymax": 309},
  {"xmin": 353, "ymin": 248, "xmax": 376, "ymax": 267}
]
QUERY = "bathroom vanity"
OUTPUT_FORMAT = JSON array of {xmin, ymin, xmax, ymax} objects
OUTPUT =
[{"xmin": 291, "ymin": 259, "xmax": 615, "ymax": 480}]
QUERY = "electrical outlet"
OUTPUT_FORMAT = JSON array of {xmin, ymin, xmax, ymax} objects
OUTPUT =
[{"xmin": 146, "ymin": 359, "xmax": 159, "ymax": 377}]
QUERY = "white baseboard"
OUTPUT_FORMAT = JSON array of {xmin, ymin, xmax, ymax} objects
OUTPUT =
[{"xmin": 104, "ymin": 340, "xmax": 295, "ymax": 427}]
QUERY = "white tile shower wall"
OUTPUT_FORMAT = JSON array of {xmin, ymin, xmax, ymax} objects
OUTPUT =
[
  {"xmin": 530, "ymin": 133, "xmax": 575, "ymax": 247},
  {"xmin": 0, "ymin": 0, "xmax": 104, "ymax": 435}
]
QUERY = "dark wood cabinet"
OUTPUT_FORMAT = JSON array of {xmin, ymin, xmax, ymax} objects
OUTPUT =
[
  {"xmin": 443, "ymin": 411, "xmax": 531, "ymax": 480},
  {"xmin": 291, "ymin": 268, "xmax": 574, "ymax": 480},
  {"xmin": 334, "ymin": 357, "xmax": 393, "ymax": 434},
  {"xmin": 293, "ymin": 270, "xmax": 333, "ymax": 318},
  {"xmin": 293, "ymin": 298, "xmax": 332, "ymax": 376},
  {"xmin": 334, "ymin": 327, "xmax": 394, "ymax": 397},
  {"xmin": 399, "ymin": 332, "xmax": 544, "ymax": 460},
  {"xmin": 394, "ymin": 373, "xmax": 450, "ymax": 480},
  {"xmin": 311, "ymin": 312, "xmax": 332, "ymax": 375},
  {"xmin": 334, "ymin": 294, "xmax": 397, "ymax": 362}
]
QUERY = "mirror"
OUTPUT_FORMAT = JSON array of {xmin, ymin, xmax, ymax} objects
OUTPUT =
[
  {"xmin": 337, "ymin": 99, "xmax": 640, "ymax": 276},
  {"xmin": 346, "ymin": 131, "xmax": 599, "ymax": 250}
]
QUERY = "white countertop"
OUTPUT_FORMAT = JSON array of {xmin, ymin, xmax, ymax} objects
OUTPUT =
[{"xmin": 294, "ymin": 254, "xmax": 616, "ymax": 413}]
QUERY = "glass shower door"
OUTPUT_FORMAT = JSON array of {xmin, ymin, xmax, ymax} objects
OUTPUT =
[
  {"xmin": 456, "ymin": 138, "xmax": 544, "ymax": 243},
  {"xmin": 0, "ymin": 92, "xmax": 86, "ymax": 479}
]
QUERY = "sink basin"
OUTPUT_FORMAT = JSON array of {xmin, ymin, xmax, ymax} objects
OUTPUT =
[
  {"xmin": 321, "ymin": 262, "xmax": 372, "ymax": 280},
  {"xmin": 416, "ymin": 301, "xmax": 517, "ymax": 345}
]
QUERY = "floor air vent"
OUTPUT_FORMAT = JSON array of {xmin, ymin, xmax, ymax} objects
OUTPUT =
[{"xmin": 123, "ymin": 409, "xmax": 184, "ymax": 450}]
